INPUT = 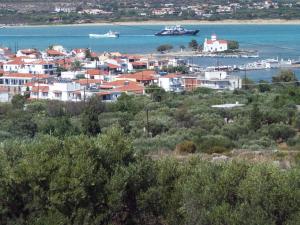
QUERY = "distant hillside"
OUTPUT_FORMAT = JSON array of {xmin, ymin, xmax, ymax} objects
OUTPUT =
[{"xmin": 0, "ymin": 0, "xmax": 299, "ymax": 25}]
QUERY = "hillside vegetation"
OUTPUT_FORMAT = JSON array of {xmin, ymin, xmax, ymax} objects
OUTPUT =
[{"xmin": 0, "ymin": 70, "xmax": 300, "ymax": 224}]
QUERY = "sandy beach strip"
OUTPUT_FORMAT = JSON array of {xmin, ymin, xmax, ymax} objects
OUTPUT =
[{"xmin": 6, "ymin": 19, "xmax": 300, "ymax": 28}]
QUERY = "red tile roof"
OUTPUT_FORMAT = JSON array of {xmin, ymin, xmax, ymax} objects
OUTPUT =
[
  {"xmin": 75, "ymin": 79, "xmax": 104, "ymax": 85},
  {"xmin": 96, "ymin": 91, "xmax": 114, "ymax": 96},
  {"xmin": 2, "ymin": 73, "xmax": 49, "ymax": 79},
  {"xmin": 107, "ymin": 63, "xmax": 119, "ymax": 69},
  {"xmin": 31, "ymin": 85, "xmax": 49, "ymax": 93},
  {"xmin": 113, "ymin": 82, "xmax": 144, "ymax": 94},
  {"xmin": 132, "ymin": 61, "xmax": 147, "ymax": 66},
  {"xmin": 117, "ymin": 70, "xmax": 156, "ymax": 81},
  {"xmin": 6, "ymin": 58, "xmax": 24, "ymax": 65},
  {"xmin": 47, "ymin": 49, "xmax": 66, "ymax": 56},
  {"xmin": 162, "ymin": 73, "xmax": 180, "ymax": 78},
  {"xmin": 86, "ymin": 69, "xmax": 101, "ymax": 75},
  {"xmin": 206, "ymin": 40, "xmax": 228, "ymax": 45},
  {"xmin": 102, "ymin": 80, "xmax": 137, "ymax": 87}
]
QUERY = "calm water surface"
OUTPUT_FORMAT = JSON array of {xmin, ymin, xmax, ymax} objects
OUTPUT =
[{"xmin": 1, "ymin": 24, "xmax": 300, "ymax": 80}]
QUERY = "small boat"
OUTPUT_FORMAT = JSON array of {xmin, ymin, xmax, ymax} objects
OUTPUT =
[
  {"xmin": 89, "ymin": 30, "xmax": 120, "ymax": 38},
  {"xmin": 155, "ymin": 25, "xmax": 199, "ymax": 36}
]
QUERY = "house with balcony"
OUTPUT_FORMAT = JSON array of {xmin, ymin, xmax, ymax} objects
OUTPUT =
[
  {"xmin": 48, "ymin": 80, "xmax": 81, "ymax": 101},
  {"xmin": 3, "ymin": 58, "xmax": 56, "ymax": 75},
  {"xmin": 198, "ymin": 71, "xmax": 242, "ymax": 90},
  {"xmin": 30, "ymin": 85, "xmax": 50, "ymax": 100},
  {"xmin": 0, "ymin": 73, "xmax": 49, "ymax": 94},
  {"xmin": 27, "ymin": 80, "xmax": 81, "ymax": 101},
  {"xmin": 158, "ymin": 74, "xmax": 184, "ymax": 92}
]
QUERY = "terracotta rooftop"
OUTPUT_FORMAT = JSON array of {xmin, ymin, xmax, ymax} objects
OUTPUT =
[
  {"xmin": 161, "ymin": 73, "xmax": 181, "ymax": 79},
  {"xmin": 206, "ymin": 40, "xmax": 228, "ymax": 45},
  {"xmin": 31, "ymin": 85, "xmax": 49, "ymax": 93},
  {"xmin": 2, "ymin": 73, "xmax": 49, "ymax": 79},
  {"xmin": 86, "ymin": 69, "xmax": 109, "ymax": 76},
  {"xmin": 117, "ymin": 70, "xmax": 156, "ymax": 81},
  {"xmin": 113, "ymin": 82, "xmax": 144, "ymax": 94},
  {"xmin": 47, "ymin": 49, "xmax": 66, "ymax": 56},
  {"xmin": 75, "ymin": 79, "xmax": 104, "ymax": 85}
]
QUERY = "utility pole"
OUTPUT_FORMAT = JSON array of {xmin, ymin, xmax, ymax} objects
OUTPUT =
[
  {"xmin": 83, "ymin": 86, "xmax": 86, "ymax": 103},
  {"xmin": 244, "ymin": 67, "xmax": 247, "ymax": 90},
  {"xmin": 37, "ymin": 73, "xmax": 40, "ymax": 100},
  {"xmin": 146, "ymin": 108, "xmax": 150, "ymax": 137}
]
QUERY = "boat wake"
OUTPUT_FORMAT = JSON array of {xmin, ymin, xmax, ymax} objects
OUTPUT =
[
  {"xmin": 0, "ymin": 35, "xmax": 85, "ymax": 37},
  {"xmin": 122, "ymin": 34, "xmax": 155, "ymax": 37}
]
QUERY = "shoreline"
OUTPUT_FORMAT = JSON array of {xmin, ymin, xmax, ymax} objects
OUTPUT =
[{"xmin": 7, "ymin": 19, "xmax": 300, "ymax": 28}]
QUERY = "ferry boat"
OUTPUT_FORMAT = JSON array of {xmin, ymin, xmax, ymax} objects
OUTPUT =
[
  {"xmin": 155, "ymin": 25, "xmax": 199, "ymax": 36},
  {"xmin": 89, "ymin": 31, "xmax": 120, "ymax": 38}
]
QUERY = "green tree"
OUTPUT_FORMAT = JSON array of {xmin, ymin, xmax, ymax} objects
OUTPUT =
[
  {"xmin": 250, "ymin": 103, "xmax": 261, "ymax": 131},
  {"xmin": 227, "ymin": 40, "xmax": 239, "ymax": 50},
  {"xmin": 188, "ymin": 39, "xmax": 198, "ymax": 51},
  {"xmin": 242, "ymin": 77, "xmax": 255, "ymax": 90},
  {"xmin": 85, "ymin": 48, "xmax": 92, "ymax": 59},
  {"xmin": 272, "ymin": 70, "xmax": 298, "ymax": 83},
  {"xmin": 157, "ymin": 44, "xmax": 173, "ymax": 53},
  {"xmin": 258, "ymin": 80, "xmax": 271, "ymax": 92},
  {"xmin": 81, "ymin": 96, "xmax": 105, "ymax": 136},
  {"xmin": 146, "ymin": 84, "xmax": 166, "ymax": 102},
  {"xmin": 11, "ymin": 94, "xmax": 26, "ymax": 109},
  {"xmin": 71, "ymin": 60, "xmax": 82, "ymax": 71}
]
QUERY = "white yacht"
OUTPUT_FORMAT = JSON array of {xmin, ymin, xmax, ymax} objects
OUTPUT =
[{"xmin": 89, "ymin": 30, "xmax": 120, "ymax": 38}]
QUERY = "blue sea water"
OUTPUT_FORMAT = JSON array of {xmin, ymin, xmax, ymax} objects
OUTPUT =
[{"xmin": 1, "ymin": 24, "xmax": 300, "ymax": 80}]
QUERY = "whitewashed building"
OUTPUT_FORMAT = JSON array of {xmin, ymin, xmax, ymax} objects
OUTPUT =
[
  {"xmin": 29, "ymin": 81, "xmax": 81, "ymax": 101},
  {"xmin": 3, "ymin": 59, "xmax": 56, "ymax": 75},
  {"xmin": 203, "ymin": 34, "xmax": 228, "ymax": 53},
  {"xmin": 158, "ymin": 74, "xmax": 184, "ymax": 92},
  {"xmin": 198, "ymin": 71, "xmax": 242, "ymax": 90}
]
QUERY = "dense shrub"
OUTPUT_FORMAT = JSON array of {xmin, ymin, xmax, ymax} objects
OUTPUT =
[
  {"xmin": 261, "ymin": 124, "xmax": 296, "ymax": 142},
  {"xmin": 176, "ymin": 140, "xmax": 197, "ymax": 154},
  {"xmin": 197, "ymin": 135, "xmax": 234, "ymax": 153}
]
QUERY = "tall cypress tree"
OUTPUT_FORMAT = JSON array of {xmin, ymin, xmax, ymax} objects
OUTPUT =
[{"xmin": 82, "ymin": 96, "xmax": 105, "ymax": 136}]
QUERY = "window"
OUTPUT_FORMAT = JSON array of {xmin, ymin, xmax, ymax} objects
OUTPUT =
[
  {"xmin": 54, "ymin": 93, "xmax": 62, "ymax": 98},
  {"xmin": 42, "ymin": 92, "xmax": 48, "ymax": 97}
]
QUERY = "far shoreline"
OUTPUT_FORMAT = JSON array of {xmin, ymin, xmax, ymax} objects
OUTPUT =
[{"xmin": 6, "ymin": 19, "xmax": 300, "ymax": 28}]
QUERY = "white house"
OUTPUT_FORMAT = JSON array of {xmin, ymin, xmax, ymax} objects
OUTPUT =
[
  {"xmin": 48, "ymin": 81, "xmax": 81, "ymax": 101},
  {"xmin": 158, "ymin": 74, "xmax": 184, "ymax": 92},
  {"xmin": 61, "ymin": 71, "xmax": 85, "ymax": 80},
  {"xmin": 16, "ymin": 49, "xmax": 41, "ymax": 58},
  {"xmin": 3, "ymin": 59, "xmax": 56, "ymax": 75},
  {"xmin": 54, "ymin": 6, "xmax": 76, "ymax": 13},
  {"xmin": 18, "ymin": 60, "xmax": 56, "ymax": 75},
  {"xmin": 203, "ymin": 34, "xmax": 228, "ymax": 53},
  {"xmin": 0, "ymin": 73, "xmax": 35, "ymax": 87},
  {"xmin": 0, "ymin": 73, "xmax": 49, "ymax": 95},
  {"xmin": 198, "ymin": 71, "xmax": 242, "ymax": 90},
  {"xmin": 29, "ymin": 81, "xmax": 81, "ymax": 101}
]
